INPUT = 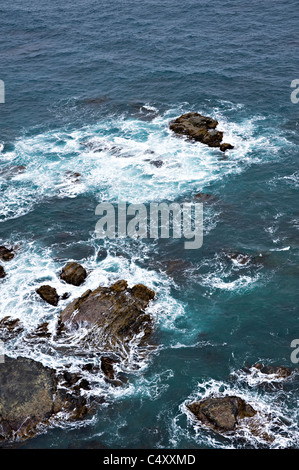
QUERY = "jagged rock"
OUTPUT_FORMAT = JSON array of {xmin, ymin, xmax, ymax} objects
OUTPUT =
[
  {"xmin": 253, "ymin": 363, "xmax": 292, "ymax": 378},
  {"xmin": 0, "ymin": 317, "xmax": 23, "ymax": 341},
  {"xmin": 28, "ymin": 322, "xmax": 51, "ymax": 339},
  {"xmin": 36, "ymin": 285, "xmax": 59, "ymax": 306},
  {"xmin": 169, "ymin": 112, "xmax": 234, "ymax": 152},
  {"xmin": 101, "ymin": 357, "xmax": 116, "ymax": 380},
  {"xmin": 0, "ymin": 356, "xmax": 88, "ymax": 442},
  {"xmin": 58, "ymin": 280, "xmax": 155, "ymax": 358},
  {"xmin": 187, "ymin": 395, "xmax": 256, "ymax": 432},
  {"xmin": 0, "ymin": 266, "xmax": 6, "ymax": 279},
  {"xmin": 60, "ymin": 262, "xmax": 87, "ymax": 286},
  {"xmin": 0, "ymin": 246, "xmax": 14, "ymax": 262}
]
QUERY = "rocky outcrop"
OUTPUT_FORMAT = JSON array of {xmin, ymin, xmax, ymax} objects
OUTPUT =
[
  {"xmin": 57, "ymin": 280, "xmax": 155, "ymax": 358},
  {"xmin": 187, "ymin": 395, "xmax": 256, "ymax": 432},
  {"xmin": 169, "ymin": 112, "xmax": 234, "ymax": 152},
  {"xmin": 36, "ymin": 285, "xmax": 59, "ymax": 306},
  {"xmin": 60, "ymin": 262, "xmax": 87, "ymax": 286},
  {"xmin": 0, "ymin": 356, "xmax": 88, "ymax": 442},
  {"xmin": 0, "ymin": 246, "xmax": 14, "ymax": 262}
]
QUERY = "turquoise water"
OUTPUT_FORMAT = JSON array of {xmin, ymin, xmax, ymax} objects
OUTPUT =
[{"xmin": 0, "ymin": 0, "xmax": 299, "ymax": 448}]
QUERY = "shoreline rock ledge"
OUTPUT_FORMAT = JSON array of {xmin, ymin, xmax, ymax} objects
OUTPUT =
[{"xmin": 169, "ymin": 112, "xmax": 234, "ymax": 152}]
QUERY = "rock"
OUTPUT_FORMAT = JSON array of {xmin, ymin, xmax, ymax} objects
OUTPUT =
[
  {"xmin": 220, "ymin": 143, "xmax": 234, "ymax": 152},
  {"xmin": 224, "ymin": 252, "xmax": 250, "ymax": 265},
  {"xmin": 0, "ymin": 317, "xmax": 23, "ymax": 341},
  {"xmin": 101, "ymin": 357, "xmax": 116, "ymax": 380},
  {"xmin": 150, "ymin": 159, "xmax": 164, "ymax": 168},
  {"xmin": 0, "ymin": 246, "xmax": 14, "ymax": 262},
  {"xmin": 28, "ymin": 322, "xmax": 51, "ymax": 339},
  {"xmin": 187, "ymin": 395, "xmax": 256, "ymax": 432},
  {"xmin": 65, "ymin": 171, "xmax": 81, "ymax": 183},
  {"xmin": 0, "ymin": 266, "xmax": 6, "ymax": 279},
  {"xmin": 36, "ymin": 285, "xmax": 59, "ymax": 306},
  {"xmin": 0, "ymin": 356, "xmax": 88, "ymax": 442},
  {"xmin": 58, "ymin": 280, "xmax": 155, "ymax": 359},
  {"xmin": 253, "ymin": 363, "xmax": 292, "ymax": 378},
  {"xmin": 0, "ymin": 165, "xmax": 26, "ymax": 179},
  {"xmin": 169, "ymin": 112, "xmax": 234, "ymax": 151},
  {"xmin": 60, "ymin": 262, "xmax": 87, "ymax": 286}
]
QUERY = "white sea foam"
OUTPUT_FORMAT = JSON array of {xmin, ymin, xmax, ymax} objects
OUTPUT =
[{"xmin": 0, "ymin": 105, "xmax": 286, "ymax": 222}]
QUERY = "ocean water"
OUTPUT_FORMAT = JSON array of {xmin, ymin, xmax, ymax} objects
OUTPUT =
[{"xmin": 0, "ymin": 0, "xmax": 299, "ymax": 449}]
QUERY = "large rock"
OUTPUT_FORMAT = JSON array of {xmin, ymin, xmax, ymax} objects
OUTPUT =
[
  {"xmin": 60, "ymin": 262, "xmax": 87, "ymax": 286},
  {"xmin": 169, "ymin": 112, "xmax": 234, "ymax": 152},
  {"xmin": 0, "ymin": 356, "xmax": 88, "ymax": 442},
  {"xmin": 58, "ymin": 280, "xmax": 155, "ymax": 358},
  {"xmin": 36, "ymin": 285, "xmax": 59, "ymax": 306},
  {"xmin": 187, "ymin": 395, "xmax": 256, "ymax": 432}
]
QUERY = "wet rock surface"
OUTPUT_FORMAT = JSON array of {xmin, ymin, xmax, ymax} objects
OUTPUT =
[
  {"xmin": 60, "ymin": 262, "xmax": 87, "ymax": 286},
  {"xmin": 0, "ymin": 317, "xmax": 23, "ymax": 341},
  {"xmin": 169, "ymin": 112, "xmax": 234, "ymax": 151},
  {"xmin": 36, "ymin": 285, "xmax": 60, "ymax": 306},
  {"xmin": 187, "ymin": 395, "xmax": 256, "ymax": 432},
  {"xmin": 58, "ymin": 280, "xmax": 156, "ymax": 357},
  {"xmin": 0, "ymin": 356, "xmax": 88, "ymax": 442},
  {"xmin": 0, "ymin": 246, "xmax": 15, "ymax": 262}
]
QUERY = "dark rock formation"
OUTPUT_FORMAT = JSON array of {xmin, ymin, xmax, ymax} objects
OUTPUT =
[
  {"xmin": 187, "ymin": 395, "xmax": 256, "ymax": 432},
  {"xmin": 60, "ymin": 262, "xmax": 87, "ymax": 286},
  {"xmin": 58, "ymin": 280, "xmax": 155, "ymax": 358},
  {"xmin": 36, "ymin": 285, "xmax": 59, "ymax": 306},
  {"xmin": 169, "ymin": 112, "xmax": 234, "ymax": 152},
  {"xmin": 0, "ymin": 266, "xmax": 6, "ymax": 279},
  {"xmin": 101, "ymin": 357, "xmax": 116, "ymax": 380},
  {"xmin": 0, "ymin": 356, "xmax": 88, "ymax": 442},
  {"xmin": 253, "ymin": 363, "xmax": 292, "ymax": 378},
  {"xmin": 0, "ymin": 246, "xmax": 14, "ymax": 262},
  {"xmin": 220, "ymin": 143, "xmax": 234, "ymax": 152},
  {"xmin": 0, "ymin": 317, "xmax": 23, "ymax": 341},
  {"xmin": 150, "ymin": 159, "xmax": 164, "ymax": 168}
]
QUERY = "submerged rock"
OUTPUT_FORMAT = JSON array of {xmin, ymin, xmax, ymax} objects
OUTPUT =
[
  {"xmin": 60, "ymin": 262, "xmax": 87, "ymax": 286},
  {"xmin": 223, "ymin": 251, "xmax": 250, "ymax": 265},
  {"xmin": 58, "ymin": 280, "xmax": 155, "ymax": 358},
  {"xmin": 0, "ymin": 356, "xmax": 88, "ymax": 442},
  {"xmin": 36, "ymin": 285, "xmax": 59, "ymax": 306},
  {"xmin": 169, "ymin": 112, "xmax": 234, "ymax": 152},
  {"xmin": 0, "ymin": 246, "xmax": 15, "ymax": 262},
  {"xmin": 194, "ymin": 192, "xmax": 218, "ymax": 203},
  {"xmin": 187, "ymin": 395, "xmax": 256, "ymax": 432}
]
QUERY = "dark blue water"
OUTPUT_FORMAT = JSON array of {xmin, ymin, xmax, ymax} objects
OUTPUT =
[{"xmin": 1, "ymin": 0, "xmax": 299, "ymax": 449}]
